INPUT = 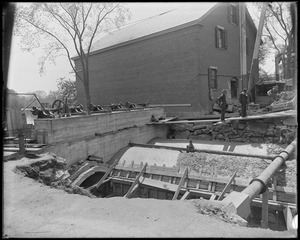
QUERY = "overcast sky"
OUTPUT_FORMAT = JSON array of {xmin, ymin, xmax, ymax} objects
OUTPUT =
[{"xmin": 7, "ymin": 2, "xmax": 270, "ymax": 93}]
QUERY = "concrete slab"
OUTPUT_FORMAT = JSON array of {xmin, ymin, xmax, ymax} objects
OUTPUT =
[
  {"xmin": 118, "ymin": 146, "xmax": 179, "ymax": 168},
  {"xmin": 149, "ymin": 138, "xmax": 283, "ymax": 158}
]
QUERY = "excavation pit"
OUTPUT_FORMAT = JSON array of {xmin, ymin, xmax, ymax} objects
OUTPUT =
[{"xmin": 15, "ymin": 143, "xmax": 297, "ymax": 232}]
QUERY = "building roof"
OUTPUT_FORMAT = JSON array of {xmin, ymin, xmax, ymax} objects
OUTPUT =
[{"xmin": 88, "ymin": 3, "xmax": 218, "ymax": 55}]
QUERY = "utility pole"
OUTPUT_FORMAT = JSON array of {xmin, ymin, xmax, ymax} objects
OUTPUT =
[
  {"xmin": 239, "ymin": 2, "xmax": 247, "ymax": 90},
  {"xmin": 247, "ymin": 2, "xmax": 268, "ymax": 100}
]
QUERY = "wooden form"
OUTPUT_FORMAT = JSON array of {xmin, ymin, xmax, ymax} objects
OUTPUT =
[
  {"xmin": 124, "ymin": 163, "xmax": 148, "ymax": 198},
  {"xmin": 86, "ymin": 159, "xmax": 119, "ymax": 191},
  {"xmin": 217, "ymin": 171, "xmax": 237, "ymax": 201},
  {"xmin": 261, "ymin": 188, "xmax": 269, "ymax": 229},
  {"xmin": 172, "ymin": 167, "xmax": 188, "ymax": 200},
  {"xmin": 110, "ymin": 163, "xmax": 296, "ymax": 203},
  {"xmin": 283, "ymin": 206, "xmax": 294, "ymax": 230}
]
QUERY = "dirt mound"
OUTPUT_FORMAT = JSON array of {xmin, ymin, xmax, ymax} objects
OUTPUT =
[
  {"xmin": 177, "ymin": 152, "xmax": 296, "ymax": 188},
  {"xmin": 15, "ymin": 153, "xmax": 95, "ymax": 198},
  {"xmin": 193, "ymin": 199, "xmax": 247, "ymax": 227}
]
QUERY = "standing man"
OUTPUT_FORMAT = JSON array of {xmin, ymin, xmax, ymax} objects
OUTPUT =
[
  {"xmin": 239, "ymin": 88, "xmax": 248, "ymax": 117},
  {"xmin": 217, "ymin": 89, "xmax": 227, "ymax": 122}
]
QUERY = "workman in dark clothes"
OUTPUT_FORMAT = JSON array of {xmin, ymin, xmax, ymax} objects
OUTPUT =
[
  {"xmin": 217, "ymin": 89, "xmax": 227, "ymax": 121},
  {"xmin": 239, "ymin": 88, "xmax": 248, "ymax": 118}
]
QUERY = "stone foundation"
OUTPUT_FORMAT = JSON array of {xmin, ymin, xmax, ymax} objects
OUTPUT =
[{"xmin": 169, "ymin": 116, "xmax": 297, "ymax": 144}]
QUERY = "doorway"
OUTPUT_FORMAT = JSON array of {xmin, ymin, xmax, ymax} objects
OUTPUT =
[{"xmin": 230, "ymin": 78, "xmax": 238, "ymax": 99}]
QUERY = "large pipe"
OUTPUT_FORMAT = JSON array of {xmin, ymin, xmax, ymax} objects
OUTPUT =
[
  {"xmin": 129, "ymin": 142, "xmax": 276, "ymax": 160},
  {"xmin": 242, "ymin": 140, "xmax": 296, "ymax": 201}
]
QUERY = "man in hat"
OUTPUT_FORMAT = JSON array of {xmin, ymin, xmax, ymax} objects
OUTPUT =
[
  {"xmin": 217, "ymin": 89, "xmax": 227, "ymax": 121},
  {"xmin": 239, "ymin": 88, "xmax": 248, "ymax": 117}
]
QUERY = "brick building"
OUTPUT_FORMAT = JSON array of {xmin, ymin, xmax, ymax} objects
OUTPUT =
[{"xmin": 73, "ymin": 2, "xmax": 259, "ymax": 118}]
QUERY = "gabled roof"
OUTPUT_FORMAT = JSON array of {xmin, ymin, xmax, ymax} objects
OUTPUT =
[{"xmin": 87, "ymin": 3, "xmax": 218, "ymax": 56}]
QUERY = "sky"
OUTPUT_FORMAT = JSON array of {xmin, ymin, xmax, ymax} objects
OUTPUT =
[{"xmin": 6, "ymin": 2, "xmax": 273, "ymax": 94}]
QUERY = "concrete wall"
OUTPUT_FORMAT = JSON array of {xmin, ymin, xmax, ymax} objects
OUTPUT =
[
  {"xmin": 33, "ymin": 108, "xmax": 164, "ymax": 144},
  {"xmin": 33, "ymin": 108, "xmax": 168, "ymax": 166},
  {"xmin": 45, "ymin": 124, "xmax": 168, "ymax": 167}
]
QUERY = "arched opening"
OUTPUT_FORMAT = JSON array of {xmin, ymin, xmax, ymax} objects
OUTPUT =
[{"xmin": 79, "ymin": 172, "xmax": 113, "ymax": 197}]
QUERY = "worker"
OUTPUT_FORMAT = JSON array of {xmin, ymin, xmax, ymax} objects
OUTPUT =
[
  {"xmin": 239, "ymin": 88, "xmax": 248, "ymax": 118},
  {"xmin": 267, "ymin": 85, "xmax": 279, "ymax": 102},
  {"xmin": 217, "ymin": 89, "xmax": 227, "ymax": 121},
  {"xmin": 186, "ymin": 139, "xmax": 195, "ymax": 153}
]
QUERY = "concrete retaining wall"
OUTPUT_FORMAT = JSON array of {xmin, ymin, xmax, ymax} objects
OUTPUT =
[
  {"xmin": 35, "ymin": 108, "xmax": 168, "ymax": 166},
  {"xmin": 33, "ymin": 108, "xmax": 164, "ymax": 144}
]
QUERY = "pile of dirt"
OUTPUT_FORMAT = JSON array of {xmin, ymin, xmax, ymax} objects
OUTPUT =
[
  {"xmin": 177, "ymin": 152, "xmax": 296, "ymax": 188},
  {"xmin": 14, "ymin": 153, "xmax": 95, "ymax": 198},
  {"xmin": 193, "ymin": 198, "xmax": 247, "ymax": 227}
]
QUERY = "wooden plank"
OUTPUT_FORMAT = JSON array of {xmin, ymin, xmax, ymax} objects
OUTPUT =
[
  {"xmin": 87, "ymin": 159, "xmax": 119, "ymax": 191},
  {"xmin": 124, "ymin": 163, "xmax": 147, "ymax": 198},
  {"xmin": 272, "ymin": 175, "xmax": 278, "ymax": 201},
  {"xmin": 140, "ymin": 177, "xmax": 178, "ymax": 192},
  {"xmin": 261, "ymin": 188, "xmax": 269, "ymax": 229},
  {"xmin": 283, "ymin": 206, "xmax": 293, "ymax": 230},
  {"xmin": 211, "ymin": 168, "xmax": 217, "ymax": 192},
  {"xmin": 217, "ymin": 171, "xmax": 237, "ymax": 201},
  {"xmin": 172, "ymin": 167, "xmax": 188, "ymax": 200},
  {"xmin": 180, "ymin": 191, "xmax": 190, "ymax": 200},
  {"xmin": 208, "ymin": 167, "xmax": 214, "ymax": 191},
  {"xmin": 210, "ymin": 194, "xmax": 217, "ymax": 200}
]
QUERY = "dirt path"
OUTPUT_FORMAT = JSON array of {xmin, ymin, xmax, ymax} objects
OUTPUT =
[{"xmin": 3, "ymin": 157, "xmax": 297, "ymax": 238}]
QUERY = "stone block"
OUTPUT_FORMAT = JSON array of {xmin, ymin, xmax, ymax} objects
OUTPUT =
[
  {"xmin": 193, "ymin": 124, "xmax": 207, "ymax": 131},
  {"xmin": 175, "ymin": 130, "xmax": 190, "ymax": 139},
  {"xmin": 222, "ymin": 191, "xmax": 251, "ymax": 219},
  {"xmin": 194, "ymin": 129, "xmax": 203, "ymax": 135},
  {"xmin": 190, "ymin": 134, "xmax": 211, "ymax": 140}
]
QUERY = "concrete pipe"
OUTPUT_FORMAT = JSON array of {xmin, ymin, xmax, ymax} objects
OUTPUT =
[
  {"xmin": 242, "ymin": 139, "xmax": 297, "ymax": 201},
  {"xmin": 222, "ymin": 139, "xmax": 297, "ymax": 219}
]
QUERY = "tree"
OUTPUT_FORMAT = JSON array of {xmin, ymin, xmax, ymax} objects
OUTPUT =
[
  {"xmin": 57, "ymin": 77, "xmax": 77, "ymax": 105},
  {"xmin": 249, "ymin": 2, "xmax": 294, "ymax": 80},
  {"xmin": 14, "ymin": 3, "xmax": 131, "ymax": 113}
]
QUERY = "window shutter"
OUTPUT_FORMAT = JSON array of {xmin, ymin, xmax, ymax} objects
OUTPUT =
[
  {"xmin": 227, "ymin": 5, "xmax": 232, "ymax": 23},
  {"xmin": 215, "ymin": 27, "xmax": 219, "ymax": 48},
  {"xmin": 208, "ymin": 68, "xmax": 211, "ymax": 88},
  {"xmin": 224, "ymin": 30, "xmax": 228, "ymax": 50},
  {"xmin": 235, "ymin": 4, "xmax": 239, "ymax": 25},
  {"xmin": 215, "ymin": 69, "xmax": 218, "ymax": 89}
]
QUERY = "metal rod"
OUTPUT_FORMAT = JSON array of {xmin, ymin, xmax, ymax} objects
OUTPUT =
[
  {"xmin": 8, "ymin": 92, "xmax": 46, "ymax": 112},
  {"xmin": 242, "ymin": 140, "xmax": 296, "ymax": 201},
  {"xmin": 128, "ymin": 142, "xmax": 276, "ymax": 160},
  {"xmin": 22, "ymin": 98, "xmax": 36, "ymax": 111}
]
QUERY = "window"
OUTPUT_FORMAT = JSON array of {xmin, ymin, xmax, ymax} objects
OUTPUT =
[
  {"xmin": 208, "ymin": 67, "xmax": 218, "ymax": 89},
  {"xmin": 228, "ymin": 4, "xmax": 238, "ymax": 25},
  {"xmin": 215, "ymin": 26, "xmax": 228, "ymax": 50}
]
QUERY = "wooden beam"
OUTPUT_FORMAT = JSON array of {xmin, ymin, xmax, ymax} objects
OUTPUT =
[
  {"xmin": 283, "ymin": 206, "xmax": 293, "ymax": 230},
  {"xmin": 124, "ymin": 163, "xmax": 147, "ymax": 198},
  {"xmin": 87, "ymin": 159, "xmax": 119, "ymax": 191},
  {"xmin": 180, "ymin": 190, "xmax": 190, "ymax": 200},
  {"xmin": 261, "ymin": 188, "xmax": 269, "ymax": 229},
  {"xmin": 172, "ymin": 167, "xmax": 188, "ymax": 200},
  {"xmin": 272, "ymin": 174, "xmax": 278, "ymax": 201},
  {"xmin": 217, "ymin": 171, "xmax": 237, "ymax": 201},
  {"xmin": 210, "ymin": 194, "xmax": 217, "ymax": 200}
]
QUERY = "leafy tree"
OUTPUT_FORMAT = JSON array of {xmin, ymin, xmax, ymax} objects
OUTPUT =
[
  {"xmin": 14, "ymin": 3, "xmax": 131, "ymax": 113},
  {"xmin": 57, "ymin": 77, "xmax": 77, "ymax": 105},
  {"xmin": 249, "ymin": 2, "xmax": 294, "ymax": 80}
]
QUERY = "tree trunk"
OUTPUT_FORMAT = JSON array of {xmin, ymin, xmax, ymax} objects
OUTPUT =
[{"xmin": 83, "ymin": 65, "xmax": 91, "ymax": 115}]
